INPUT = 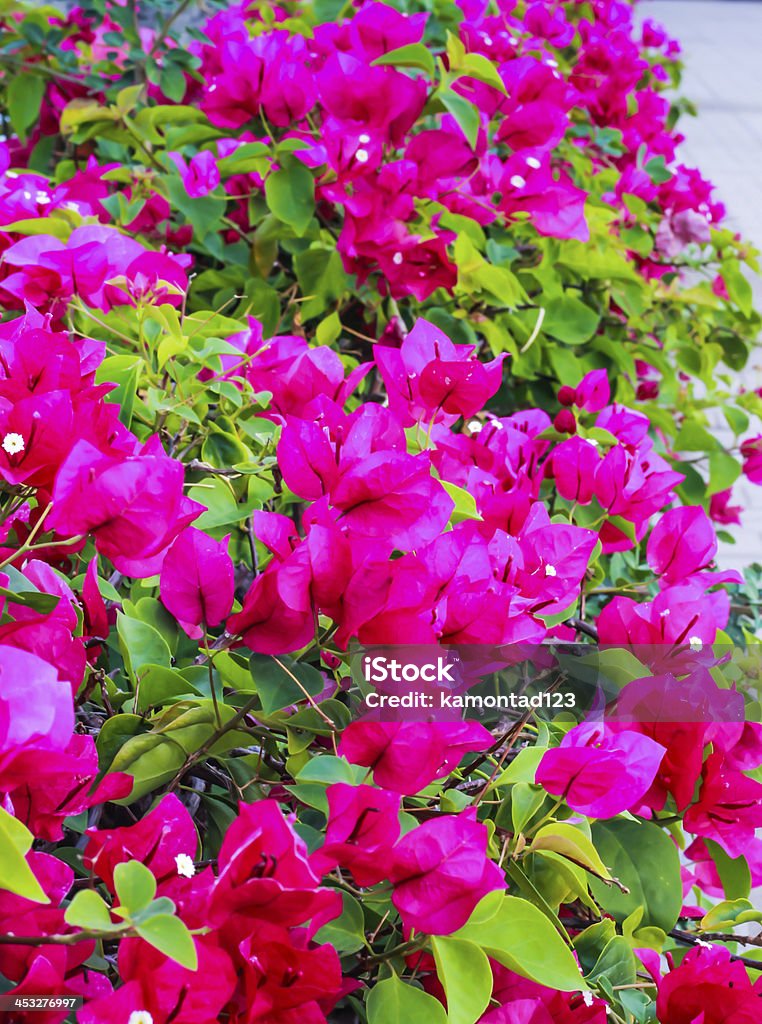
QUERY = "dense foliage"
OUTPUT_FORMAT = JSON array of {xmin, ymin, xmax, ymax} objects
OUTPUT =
[{"xmin": 0, "ymin": 0, "xmax": 762, "ymax": 1022}]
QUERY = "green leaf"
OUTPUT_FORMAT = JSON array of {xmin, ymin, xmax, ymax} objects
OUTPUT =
[
  {"xmin": 249, "ymin": 654, "xmax": 325, "ymax": 715},
  {"xmin": 0, "ymin": 583, "xmax": 59, "ymax": 614},
  {"xmin": 64, "ymin": 889, "xmax": 114, "ymax": 931},
  {"xmin": 265, "ymin": 158, "xmax": 315, "ymax": 236},
  {"xmin": 704, "ymin": 839, "xmax": 751, "ymax": 901},
  {"xmin": 460, "ymin": 52, "xmax": 506, "ymax": 94},
  {"xmin": 432, "ymin": 936, "xmax": 493, "ymax": 1024},
  {"xmin": 0, "ymin": 807, "xmax": 48, "ymax": 903},
  {"xmin": 586, "ymin": 935, "xmax": 636, "ymax": 988},
  {"xmin": 708, "ymin": 452, "xmax": 741, "ymax": 496},
  {"xmin": 440, "ymin": 88, "xmax": 480, "ymax": 149},
  {"xmin": 117, "ymin": 612, "xmax": 172, "ymax": 682},
  {"xmin": 700, "ymin": 898, "xmax": 762, "ymax": 931},
  {"xmin": 588, "ymin": 819, "xmax": 682, "ymax": 932},
  {"xmin": 135, "ymin": 913, "xmax": 198, "ymax": 970},
  {"xmin": 454, "ymin": 895, "xmax": 586, "ymax": 991},
  {"xmin": 114, "ymin": 861, "xmax": 157, "ymax": 915},
  {"xmin": 7, "ymin": 73, "xmax": 46, "ymax": 141},
  {"xmin": 510, "ymin": 783, "xmax": 547, "ymax": 834},
  {"xmin": 721, "ymin": 260, "xmax": 753, "ymax": 318},
  {"xmin": 530, "ymin": 823, "xmax": 612, "ymax": 880},
  {"xmin": 674, "ymin": 420, "xmax": 722, "ymax": 453},
  {"xmin": 314, "ymin": 892, "xmax": 365, "ymax": 953},
  {"xmin": 165, "ymin": 176, "xmax": 227, "ymax": 244},
  {"xmin": 109, "ymin": 733, "xmax": 187, "ymax": 804},
  {"xmin": 493, "ymin": 746, "xmax": 548, "ymax": 788},
  {"xmin": 96, "ymin": 355, "xmax": 142, "ymax": 429},
  {"xmin": 542, "ymin": 295, "xmax": 600, "ymax": 345},
  {"xmin": 442, "ymin": 480, "xmax": 482, "ymax": 523},
  {"xmin": 372, "ymin": 43, "xmax": 436, "ymax": 78},
  {"xmin": 294, "ymin": 247, "xmax": 348, "ymax": 320},
  {"xmin": 367, "ymin": 973, "xmax": 448, "ymax": 1024}
]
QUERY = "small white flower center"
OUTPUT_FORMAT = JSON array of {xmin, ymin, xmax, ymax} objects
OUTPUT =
[
  {"xmin": 358, "ymin": 133, "xmax": 371, "ymax": 144},
  {"xmin": 689, "ymin": 636, "xmax": 703, "ymax": 651},
  {"xmin": 128, "ymin": 1013, "xmax": 154, "ymax": 1024},
  {"xmin": 526, "ymin": 157, "xmax": 541, "ymax": 170},
  {"xmin": 544, "ymin": 564, "xmax": 557, "ymax": 577},
  {"xmin": 355, "ymin": 148, "xmax": 369, "ymax": 163},
  {"xmin": 2, "ymin": 432, "xmax": 25, "ymax": 456},
  {"xmin": 510, "ymin": 174, "xmax": 526, "ymax": 189},
  {"xmin": 392, "ymin": 251, "xmax": 403, "ymax": 265},
  {"xmin": 175, "ymin": 853, "xmax": 196, "ymax": 878}
]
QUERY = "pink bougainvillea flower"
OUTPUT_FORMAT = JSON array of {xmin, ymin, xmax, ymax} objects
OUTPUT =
[
  {"xmin": 709, "ymin": 488, "xmax": 742, "ymax": 526},
  {"xmin": 389, "ymin": 808, "xmax": 505, "ymax": 935},
  {"xmin": 535, "ymin": 721, "xmax": 666, "ymax": 818},
  {"xmin": 646, "ymin": 506, "xmax": 717, "ymax": 584},
  {"xmin": 573, "ymin": 369, "xmax": 610, "ymax": 413},
  {"xmin": 169, "ymin": 150, "xmax": 220, "ymax": 198},
  {"xmin": 740, "ymin": 435, "xmax": 762, "ymax": 484},
  {"xmin": 311, "ymin": 783, "xmax": 402, "ymax": 885},
  {"xmin": 339, "ymin": 720, "xmax": 493, "ymax": 794},
  {"xmin": 50, "ymin": 438, "xmax": 204, "ymax": 577},
  {"xmin": 375, "ymin": 318, "xmax": 504, "ymax": 427},
  {"xmin": 597, "ymin": 584, "xmax": 730, "ymax": 651},
  {"xmin": 552, "ymin": 436, "xmax": 601, "ymax": 504},
  {"xmin": 160, "ymin": 527, "xmax": 235, "ymax": 638}
]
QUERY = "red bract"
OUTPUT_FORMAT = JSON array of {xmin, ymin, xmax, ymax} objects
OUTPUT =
[
  {"xmin": 683, "ymin": 752, "xmax": 762, "ymax": 859},
  {"xmin": 656, "ymin": 945, "xmax": 762, "ymax": 1023},
  {"xmin": 389, "ymin": 808, "xmax": 505, "ymax": 934},
  {"xmin": 208, "ymin": 800, "xmax": 341, "ymax": 934},
  {"xmin": 79, "ymin": 937, "xmax": 236, "ymax": 1024},
  {"xmin": 85, "ymin": 793, "xmax": 197, "ymax": 890},
  {"xmin": 233, "ymin": 924, "xmax": 344, "ymax": 1024}
]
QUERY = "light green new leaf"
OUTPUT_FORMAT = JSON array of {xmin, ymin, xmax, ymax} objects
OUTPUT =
[
  {"xmin": 0, "ymin": 807, "xmax": 48, "ymax": 903},
  {"xmin": 65, "ymin": 889, "xmax": 114, "ymax": 931},
  {"xmin": 135, "ymin": 914, "xmax": 198, "ymax": 971},
  {"xmin": 114, "ymin": 860, "xmax": 157, "ymax": 915},
  {"xmin": 372, "ymin": 43, "xmax": 436, "ymax": 78},
  {"xmin": 454, "ymin": 895, "xmax": 586, "ymax": 992},
  {"xmin": 366, "ymin": 973, "xmax": 448, "ymax": 1024},
  {"xmin": 432, "ymin": 936, "xmax": 493, "ymax": 1024}
]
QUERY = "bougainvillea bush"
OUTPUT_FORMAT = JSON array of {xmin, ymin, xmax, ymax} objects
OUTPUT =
[{"xmin": 1, "ymin": 0, "xmax": 762, "ymax": 1020}]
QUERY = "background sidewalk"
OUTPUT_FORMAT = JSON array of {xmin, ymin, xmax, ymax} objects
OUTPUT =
[{"xmin": 646, "ymin": 0, "xmax": 762, "ymax": 569}]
